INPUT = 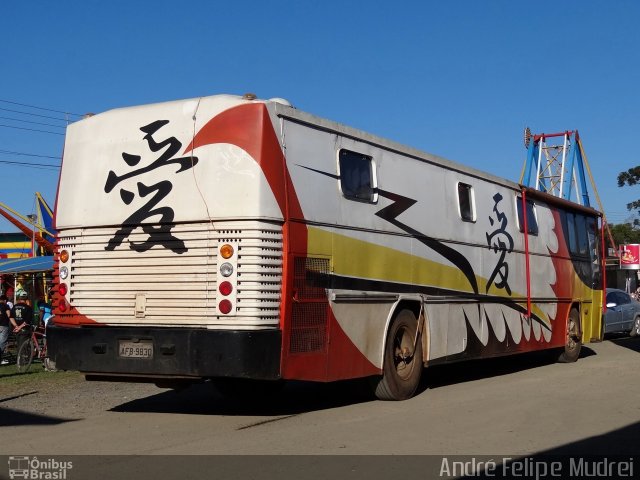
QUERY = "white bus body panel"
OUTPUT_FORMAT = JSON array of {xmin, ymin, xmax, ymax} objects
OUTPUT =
[
  {"xmin": 57, "ymin": 96, "xmax": 285, "ymax": 330},
  {"xmin": 54, "ymin": 94, "xmax": 584, "ymax": 374},
  {"xmin": 57, "ymin": 96, "xmax": 283, "ymax": 229},
  {"xmin": 280, "ymin": 114, "xmax": 559, "ymax": 364}
]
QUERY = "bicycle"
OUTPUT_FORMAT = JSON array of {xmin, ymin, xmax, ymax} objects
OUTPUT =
[{"xmin": 16, "ymin": 324, "xmax": 52, "ymax": 372}]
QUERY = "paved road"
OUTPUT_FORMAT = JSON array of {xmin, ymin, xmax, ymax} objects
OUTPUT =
[{"xmin": 3, "ymin": 337, "xmax": 640, "ymax": 457}]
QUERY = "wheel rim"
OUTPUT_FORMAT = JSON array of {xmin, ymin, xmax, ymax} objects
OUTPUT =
[
  {"xmin": 635, "ymin": 318, "xmax": 640, "ymax": 335},
  {"xmin": 566, "ymin": 317, "xmax": 579, "ymax": 351},
  {"xmin": 393, "ymin": 325, "xmax": 415, "ymax": 380}
]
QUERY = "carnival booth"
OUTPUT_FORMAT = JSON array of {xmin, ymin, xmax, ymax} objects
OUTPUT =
[
  {"xmin": 0, "ymin": 256, "xmax": 54, "ymax": 324},
  {"xmin": 0, "ymin": 193, "xmax": 55, "ymax": 313}
]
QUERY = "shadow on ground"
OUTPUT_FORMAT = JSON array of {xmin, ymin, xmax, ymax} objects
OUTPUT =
[
  {"xmin": 608, "ymin": 334, "xmax": 640, "ymax": 353},
  {"xmin": 419, "ymin": 346, "xmax": 595, "ymax": 392},
  {"xmin": 534, "ymin": 420, "xmax": 640, "ymax": 456},
  {"xmin": 0, "ymin": 369, "xmax": 43, "ymax": 380},
  {"xmin": 110, "ymin": 377, "xmax": 375, "ymax": 416},
  {"xmin": 111, "ymin": 347, "xmax": 595, "ymax": 416},
  {"xmin": 456, "ymin": 420, "xmax": 640, "ymax": 479},
  {"xmin": 0, "ymin": 406, "xmax": 78, "ymax": 427}
]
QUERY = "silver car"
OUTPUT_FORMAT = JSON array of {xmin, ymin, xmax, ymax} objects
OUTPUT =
[{"xmin": 604, "ymin": 288, "xmax": 640, "ymax": 336}]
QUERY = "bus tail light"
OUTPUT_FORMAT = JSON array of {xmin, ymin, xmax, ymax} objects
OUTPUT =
[
  {"xmin": 216, "ymin": 242, "xmax": 237, "ymax": 315},
  {"xmin": 219, "ymin": 281, "xmax": 233, "ymax": 296},
  {"xmin": 220, "ymin": 244, "xmax": 234, "ymax": 259},
  {"xmin": 218, "ymin": 300, "xmax": 232, "ymax": 314}
]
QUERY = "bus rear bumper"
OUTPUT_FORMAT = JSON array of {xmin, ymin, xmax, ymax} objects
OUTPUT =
[{"xmin": 47, "ymin": 325, "xmax": 282, "ymax": 381}]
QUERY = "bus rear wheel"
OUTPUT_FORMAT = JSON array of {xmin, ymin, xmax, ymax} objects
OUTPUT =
[
  {"xmin": 558, "ymin": 308, "xmax": 581, "ymax": 363},
  {"xmin": 371, "ymin": 309, "xmax": 423, "ymax": 401}
]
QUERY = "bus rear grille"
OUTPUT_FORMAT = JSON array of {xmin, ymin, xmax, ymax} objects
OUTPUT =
[{"xmin": 57, "ymin": 221, "xmax": 282, "ymax": 329}]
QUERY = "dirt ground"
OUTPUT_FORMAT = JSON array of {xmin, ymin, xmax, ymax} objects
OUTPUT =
[
  {"xmin": 3, "ymin": 337, "xmax": 640, "ymax": 458},
  {"xmin": 0, "ymin": 366, "xmax": 166, "ymax": 418}
]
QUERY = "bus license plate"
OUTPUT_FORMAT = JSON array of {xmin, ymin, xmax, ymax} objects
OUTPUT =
[{"xmin": 119, "ymin": 341, "xmax": 153, "ymax": 359}]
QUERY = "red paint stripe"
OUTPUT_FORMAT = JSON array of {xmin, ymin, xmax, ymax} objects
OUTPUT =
[
  {"xmin": 521, "ymin": 190, "xmax": 532, "ymax": 319},
  {"xmin": 183, "ymin": 103, "xmax": 299, "ymax": 220},
  {"xmin": 182, "ymin": 102, "xmax": 308, "ymax": 342},
  {"xmin": 57, "ymin": 102, "xmax": 382, "ymax": 380},
  {"xmin": 601, "ymin": 220, "xmax": 607, "ymax": 315},
  {"xmin": 185, "ymin": 102, "xmax": 380, "ymax": 380},
  {"xmin": 51, "ymin": 239, "xmax": 98, "ymax": 326}
]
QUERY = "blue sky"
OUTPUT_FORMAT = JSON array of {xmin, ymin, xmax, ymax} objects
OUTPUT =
[{"xmin": 1, "ymin": 0, "xmax": 639, "ymax": 233}]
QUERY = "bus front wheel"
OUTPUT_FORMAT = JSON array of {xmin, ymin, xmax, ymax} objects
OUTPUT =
[
  {"xmin": 371, "ymin": 309, "xmax": 423, "ymax": 401},
  {"xmin": 558, "ymin": 308, "xmax": 581, "ymax": 363}
]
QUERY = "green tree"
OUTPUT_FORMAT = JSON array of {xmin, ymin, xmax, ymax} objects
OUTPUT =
[
  {"xmin": 608, "ymin": 222, "xmax": 640, "ymax": 249},
  {"xmin": 617, "ymin": 167, "xmax": 640, "ymax": 211}
]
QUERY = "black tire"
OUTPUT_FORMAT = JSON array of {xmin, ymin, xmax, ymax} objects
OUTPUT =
[
  {"xmin": 16, "ymin": 339, "xmax": 35, "ymax": 373},
  {"xmin": 371, "ymin": 309, "xmax": 423, "ymax": 401},
  {"xmin": 558, "ymin": 308, "xmax": 581, "ymax": 363},
  {"xmin": 630, "ymin": 316, "xmax": 640, "ymax": 337}
]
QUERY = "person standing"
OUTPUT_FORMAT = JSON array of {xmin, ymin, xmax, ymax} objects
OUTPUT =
[
  {"xmin": 10, "ymin": 291, "xmax": 33, "ymax": 349},
  {"xmin": 0, "ymin": 295, "xmax": 12, "ymax": 365},
  {"xmin": 38, "ymin": 298, "xmax": 53, "ymax": 328}
]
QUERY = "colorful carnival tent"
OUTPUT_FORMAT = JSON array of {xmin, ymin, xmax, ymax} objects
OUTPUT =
[
  {"xmin": 0, "ymin": 256, "xmax": 54, "ymax": 274},
  {"xmin": 0, "ymin": 256, "xmax": 54, "ymax": 305},
  {"xmin": 0, "ymin": 193, "xmax": 55, "ymax": 257},
  {"xmin": 0, "ymin": 193, "xmax": 55, "ymax": 304},
  {"xmin": 0, "ymin": 232, "xmax": 32, "ymax": 259}
]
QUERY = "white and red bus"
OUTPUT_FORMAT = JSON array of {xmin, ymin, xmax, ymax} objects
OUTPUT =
[{"xmin": 48, "ymin": 94, "xmax": 604, "ymax": 400}]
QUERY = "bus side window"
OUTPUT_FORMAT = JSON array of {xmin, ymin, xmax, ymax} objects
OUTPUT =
[
  {"xmin": 566, "ymin": 213, "xmax": 578, "ymax": 254},
  {"xmin": 586, "ymin": 216, "xmax": 598, "ymax": 259},
  {"xmin": 586, "ymin": 216, "xmax": 601, "ymax": 283},
  {"xmin": 576, "ymin": 214, "xmax": 589, "ymax": 255},
  {"xmin": 338, "ymin": 149, "xmax": 376, "ymax": 203},
  {"xmin": 516, "ymin": 196, "xmax": 538, "ymax": 235},
  {"xmin": 457, "ymin": 182, "xmax": 476, "ymax": 222}
]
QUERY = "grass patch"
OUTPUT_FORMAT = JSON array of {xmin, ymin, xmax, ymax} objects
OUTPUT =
[{"xmin": 0, "ymin": 363, "xmax": 83, "ymax": 398}]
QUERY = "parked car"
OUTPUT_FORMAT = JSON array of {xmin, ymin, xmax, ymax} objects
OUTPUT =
[{"xmin": 604, "ymin": 288, "xmax": 640, "ymax": 336}]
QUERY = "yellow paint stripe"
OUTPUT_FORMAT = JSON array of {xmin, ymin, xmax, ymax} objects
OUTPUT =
[
  {"xmin": 308, "ymin": 226, "xmax": 550, "ymax": 324},
  {"xmin": 0, "ymin": 242, "xmax": 32, "ymax": 249}
]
